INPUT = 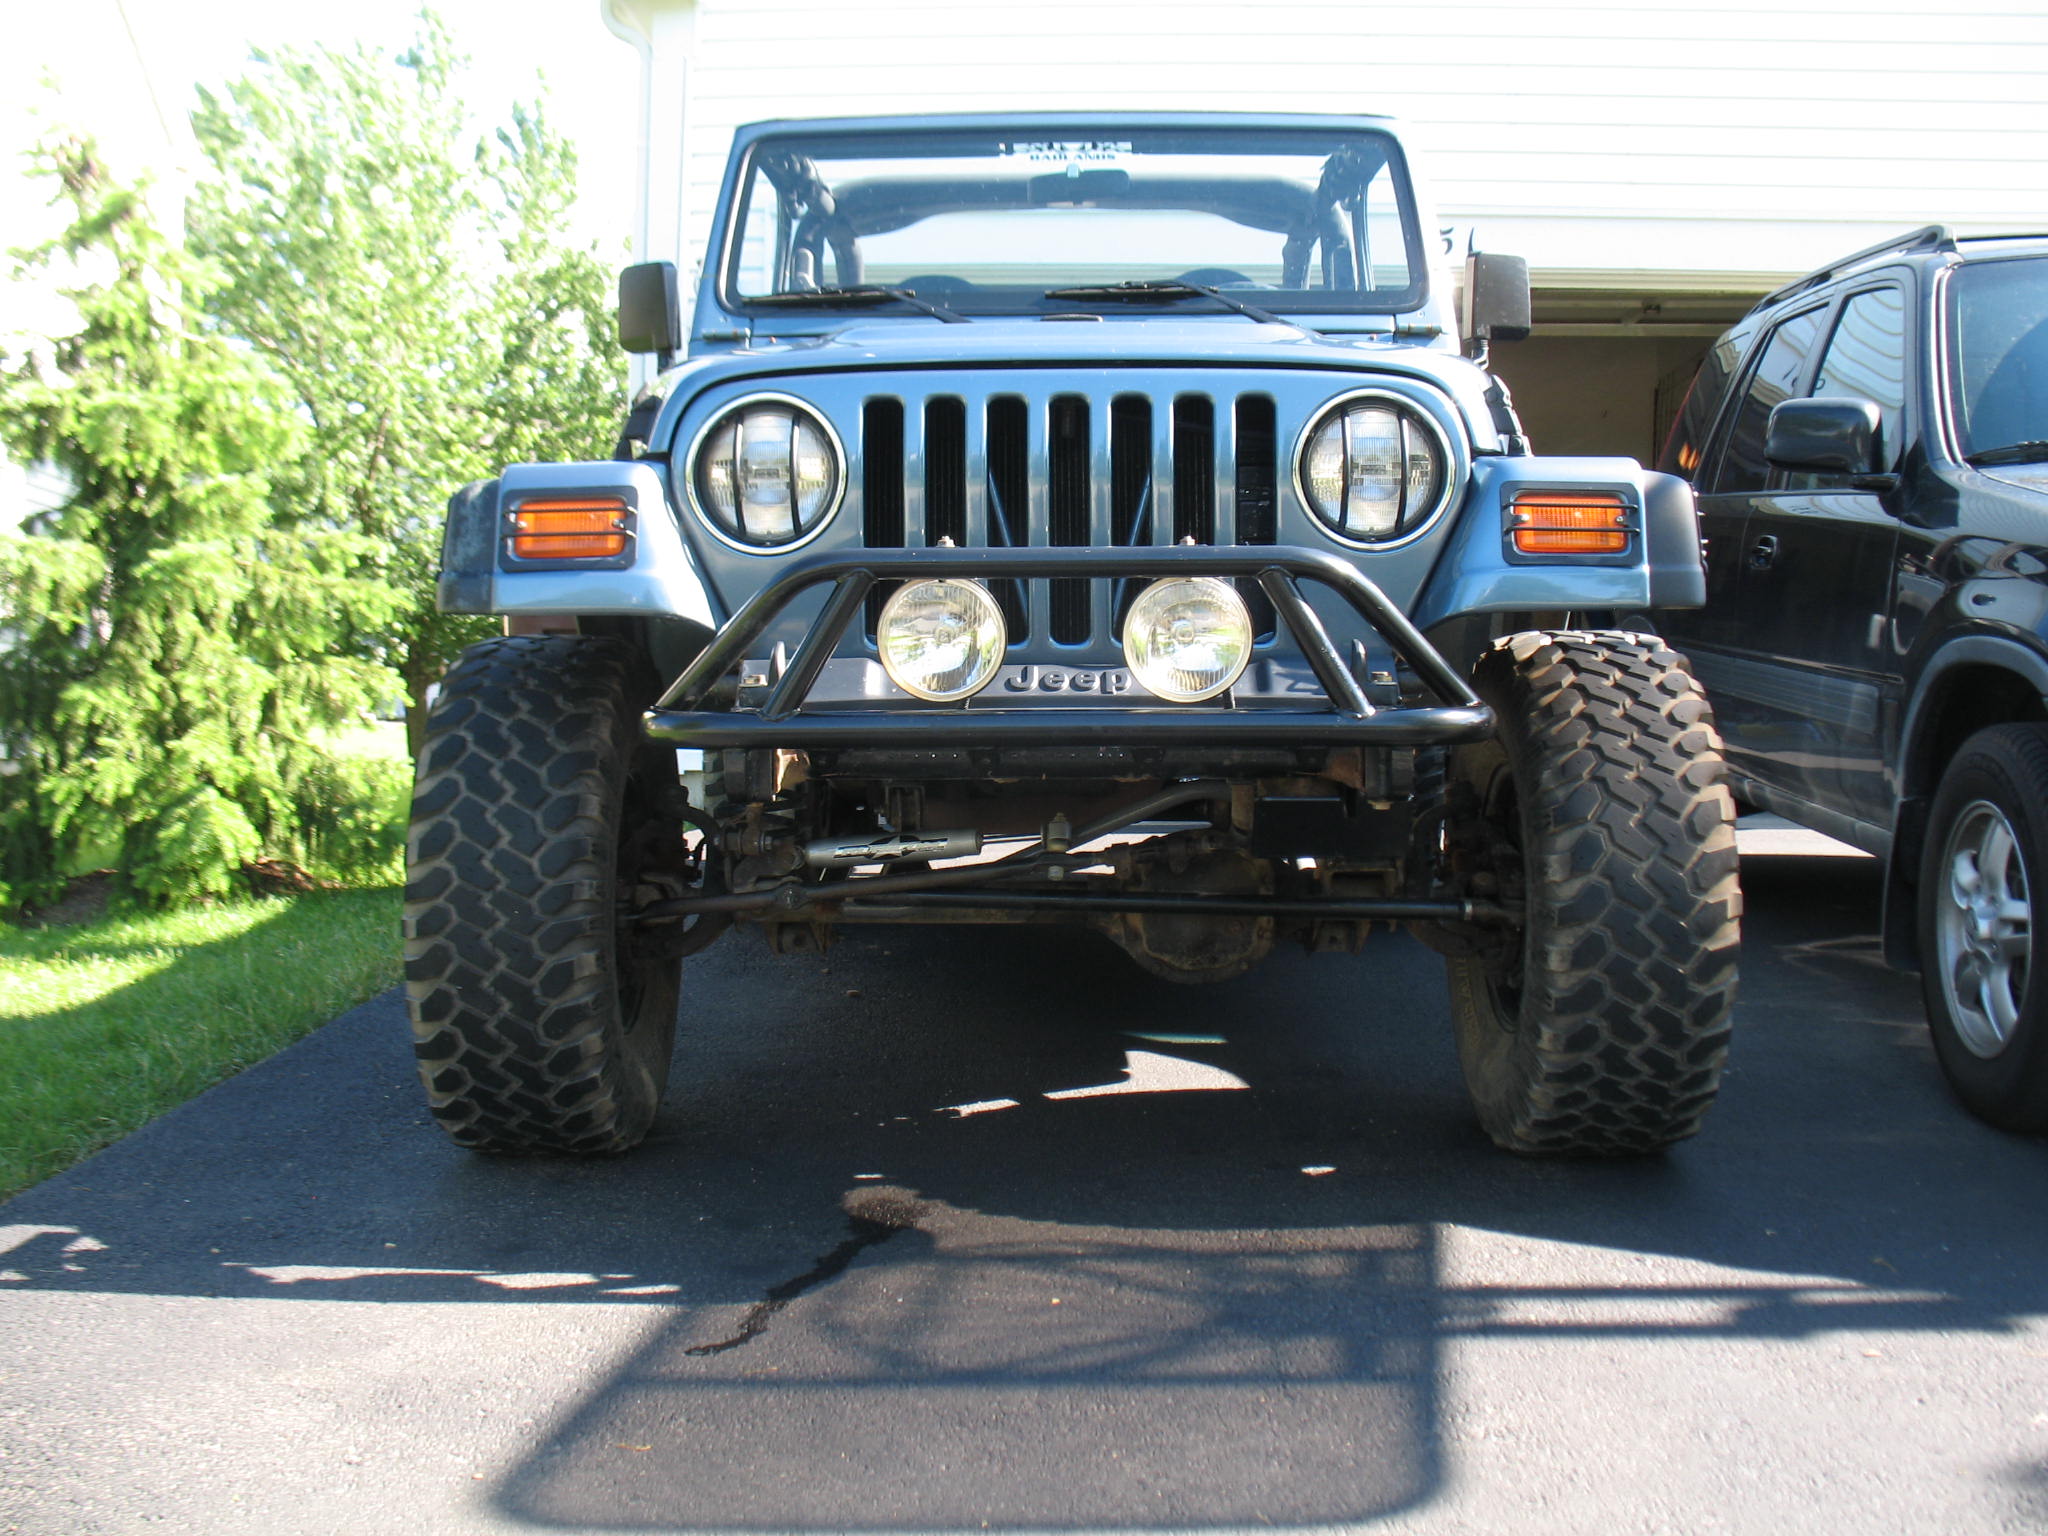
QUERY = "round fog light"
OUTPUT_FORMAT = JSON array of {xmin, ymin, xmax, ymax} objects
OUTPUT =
[
  {"xmin": 1122, "ymin": 577, "xmax": 1253, "ymax": 702},
  {"xmin": 878, "ymin": 579, "xmax": 1007, "ymax": 701}
]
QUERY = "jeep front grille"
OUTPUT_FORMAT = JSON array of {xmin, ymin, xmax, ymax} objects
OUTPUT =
[{"xmin": 859, "ymin": 389, "xmax": 1279, "ymax": 645}]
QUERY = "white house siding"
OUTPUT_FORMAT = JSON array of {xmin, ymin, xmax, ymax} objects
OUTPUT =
[
  {"xmin": 606, "ymin": 0, "xmax": 2048, "ymax": 459},
  {"xmin": 630, "ymin": 0, "xmax": 2046, "ymax": 276}
]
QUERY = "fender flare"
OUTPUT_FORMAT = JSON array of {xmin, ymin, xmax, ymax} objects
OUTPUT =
[
  {"xmin": 1881, "ymin": 633, "xmax": 2048, "ymax": 969},
  {"xmin": 1411, "ymin": 460, "xmax": 1703, "ymax": 629},
  {"xmin": 436, "ymin": 462, "xmax": 721, "ymax": 629}
]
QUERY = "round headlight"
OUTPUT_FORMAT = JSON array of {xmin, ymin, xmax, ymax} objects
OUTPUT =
[
  {"xmin": 1122, "ymin": 578, "xmax": 1253, "ymax": 703},
  {"xmin": 1297, "ymin": 395, "xmax": 1449, "ymax": 544},
  {"xmin": 878, "ymin": 579, "xmax": 1007, "ymax": 701},
  {"xmin": 690, "ymin": 397, "xmax": 842, "ymax": 549}
]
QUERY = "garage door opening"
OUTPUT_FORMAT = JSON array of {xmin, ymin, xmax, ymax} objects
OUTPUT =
[{"xmin": 1484, "ymin": 275, "xmax": 1779, "ymax": 465}]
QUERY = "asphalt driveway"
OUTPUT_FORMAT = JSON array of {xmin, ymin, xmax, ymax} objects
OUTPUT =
[{"xmin": 3, "ymin": 837, "xmax": 2046, "ymax": 1534}]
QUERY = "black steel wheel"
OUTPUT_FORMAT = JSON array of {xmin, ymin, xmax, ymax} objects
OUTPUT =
[
  {"xmin": 404, "ymin": 635, "xmax": 682, "ymax": 1154},
  {"xmin": 1445, "ymin": 632, "xmax": 1741, "ymax": 1155},
  {"xmin": 1918, "ymin": 724, "xmax": 2048, "ymax": 1132}
]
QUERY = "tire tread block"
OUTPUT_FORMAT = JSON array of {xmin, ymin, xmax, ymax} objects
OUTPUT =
[
  {"xmin": 1452, "ymin": 631, "xmax": 1742, "ymax": 1156},
  {"xmin": 402, "ymin": 635, "xmax": 679, "ymax": 1156}
]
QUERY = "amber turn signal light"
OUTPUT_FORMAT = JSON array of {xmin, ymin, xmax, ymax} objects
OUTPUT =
[
  {"xmin": 1509, "ymin": 492, "xmax": 1631, "ymax": 555},
  {"xmin": 509, "ymin": 497, "xmax": 630, "ymax": 560}
]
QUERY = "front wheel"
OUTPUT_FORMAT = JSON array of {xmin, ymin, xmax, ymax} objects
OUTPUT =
[
  {"xmin": 1918, "ymin": 724, "xmax": 2048, "ymax": 1132},
  {"xmin": 1445, "ymin": 633, "xmax": 1741, "ymax": 1155},
  {"xmin": 404, "ymin": 635, "xmax": 683, "ymax": 1154}
]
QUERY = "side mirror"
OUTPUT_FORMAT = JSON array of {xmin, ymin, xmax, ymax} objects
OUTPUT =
[
  {"xmin": 1462, "ymin": 252, "xmax": 1531, "ymax": 358},
  {"xmin": 1765, "ymin": 397, "xmax": 1883, "ymax": 476},
  {"xmin": 618, "ymin": 261, "xmax": 682, "ymax": 362}
]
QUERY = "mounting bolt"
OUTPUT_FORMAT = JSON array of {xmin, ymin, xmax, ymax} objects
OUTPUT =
[{"xmin": 1045, "ymin": 812, "xmax": 1072, "ymax": 855}]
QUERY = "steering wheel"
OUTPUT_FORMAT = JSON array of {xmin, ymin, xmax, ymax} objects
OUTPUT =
[{"xmin": 1175, "ymin": 268, "xmax": 1257, "ymax": 288}]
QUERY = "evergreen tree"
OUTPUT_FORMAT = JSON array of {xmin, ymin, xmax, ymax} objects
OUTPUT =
[
  {"xmin": 187, "ymin": 20, "xmax": 624, "ymax": 755},
  {"xmin": 0, "ymin": 143, "xmax": 399, "ymax": 910}
]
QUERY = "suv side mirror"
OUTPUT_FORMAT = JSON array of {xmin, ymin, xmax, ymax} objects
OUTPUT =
[
  {"xmin": 1462, "ymin": 252, "xmax": 1531, "ymax": 359},
  {"xmin": 618, "ymin": 261, "xmax": 682, "ymax": 362},
  {"xmin": 1765, "ymin": 396, "xmax": 1883, "ymax": 476}
]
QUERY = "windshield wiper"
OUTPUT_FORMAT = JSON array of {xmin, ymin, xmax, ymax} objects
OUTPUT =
[
  {"xmin": 1968, "ymin": 440, "xmax": 2048, "ymax": 467},
  {"xmin": 746, "ymin": 285, "xmax": 968, "ymax": 324},
  {"xmin": 1041, "ymin": 279, "xmax": 1306, "ymax": 333}
]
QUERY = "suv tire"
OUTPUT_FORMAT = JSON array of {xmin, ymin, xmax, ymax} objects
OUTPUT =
[
  {"xmin": 1918, "ymin": 723, "xmax": 2048, "ymax": 1132},
  {"xmin": 1446, "ymin": 632, "xmax": 1741, "ymax": 1155},
  {"xmin": 404, "ymin": 635, "xmax": 681, "ymax": 1154}
]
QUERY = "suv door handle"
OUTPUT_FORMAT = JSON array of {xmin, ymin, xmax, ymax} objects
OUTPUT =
[{"xmin": 1749, "ymin": 535, "xmax": 1779, "ymax": 570}]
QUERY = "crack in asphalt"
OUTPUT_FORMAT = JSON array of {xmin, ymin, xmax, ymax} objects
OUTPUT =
[{"xmin": 685, "ymin": 1190, "xmax": 926, "ymax": 1356}]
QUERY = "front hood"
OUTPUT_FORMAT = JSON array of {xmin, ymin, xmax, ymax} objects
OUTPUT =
[
  {"xmin": 1982, "ymin": 462, "xmax": 2048, "ymax": 498},
  {"xmin": 646, "ymin": 317, "xmax": 1508, "ymax": 453}
]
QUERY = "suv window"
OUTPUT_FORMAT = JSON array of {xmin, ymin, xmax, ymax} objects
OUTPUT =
[
  {"xmin": 1949, "ymin": 255, "xmax": 2048, "ymax": 461},
  {"xmin": 1810, "ymin": 285, "xmax": 1908, "ymax": 473},
  {"xmin": 1711, "ymin": 305, "xmax": 1828, "ymax": 494}
]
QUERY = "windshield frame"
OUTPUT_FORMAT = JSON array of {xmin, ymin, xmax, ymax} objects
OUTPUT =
[
  {"xmin": 708, "ymin": 115, "xmax": 1434, "ymax": 326},
  {"xmin": 1942, "ymin": 250, "xmax": 2048, "ymax": 465}
]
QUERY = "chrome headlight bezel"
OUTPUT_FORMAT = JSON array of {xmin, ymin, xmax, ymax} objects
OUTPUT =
[
  {"xmin": 683, "ymin": 392, "xmax": 846, "ymax": 553},
  {"xmin": 1291, "ymin": 389, "xmax": 1458, "ymax": 550}
]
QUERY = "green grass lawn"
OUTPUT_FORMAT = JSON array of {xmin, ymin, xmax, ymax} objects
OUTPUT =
[{"xmin": 0, "ymin": 886, "xmax": 403, "ymax": 1200}]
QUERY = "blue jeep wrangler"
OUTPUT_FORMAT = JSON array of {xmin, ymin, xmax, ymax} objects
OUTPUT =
[{"xmin": 410, "ymin": 113, "xmax": 1739, "ymax": 1159}]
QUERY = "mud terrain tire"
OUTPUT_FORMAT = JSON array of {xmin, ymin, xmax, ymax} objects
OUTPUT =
[
  {"xmin": 1446, "ymin": 632, "xmax": 1741, "ymax": 1155},
  {"xmin": 404, "ymin": 635, "xmax": 681, "ymax": 1154}
]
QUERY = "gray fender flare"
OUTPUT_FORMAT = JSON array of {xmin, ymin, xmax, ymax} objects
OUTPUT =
[
  {"xmin": 436, "ymin": 461, "xmax": 720, "ymax": 628},
  {"xmin": 1412, "ymin": 460, "xmax": 1703, "ymax": 630}
]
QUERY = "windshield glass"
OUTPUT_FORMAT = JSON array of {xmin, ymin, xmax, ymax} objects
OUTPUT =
[
  {"xmin": 722, "ymin": 124, "xmax": 1427, "ymax": 315},
  {"xmin": 1948, "ymin": 255, "xmax": 2048, "ymax": 460}
]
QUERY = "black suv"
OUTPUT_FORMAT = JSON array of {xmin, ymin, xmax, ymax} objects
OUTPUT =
[{"xmin": 1658, "ymin": 226, "xmax": 2048, "ymax": 1130}]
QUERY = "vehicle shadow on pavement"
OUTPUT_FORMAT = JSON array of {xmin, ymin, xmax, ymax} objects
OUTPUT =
[{"xmin": 4, "ymin": 852, "xmax": 2044, "ymax": 1530}]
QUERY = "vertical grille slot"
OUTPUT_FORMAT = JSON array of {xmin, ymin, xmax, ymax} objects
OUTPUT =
[
  {"xmin": 1049, "ymin": 395, "xmax": 1091, "ymax": 643},
  {"xmin": 1234, "ymin": 394, "xmax": 1278, "ymax": 640},
  {"xmin": 985, "ymin": 395, "xmax": 1030, "ymax": 641},
  {"xmin": 1110, "ymin": 396, "xmax": 1153, "ymax": 545},
  {"xmin": 924, "ymin": 397, "xmax": 966, "ymax": 548},
  {"xmin": 1172, "ymin": 395, "xmax": 1215, "ymax": 545},
  {"xmin": 1111, "ymin": 395, "xmax": 1154, "ymax": 635},
  {"xmin": 861, "ymin": 397, "xmax": 905, "ymax": 637}
]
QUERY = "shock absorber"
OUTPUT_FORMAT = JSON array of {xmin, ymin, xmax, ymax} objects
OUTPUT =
[{"xmin": 802, "ymin": 830, "xmax": 982, "ymax": 868}]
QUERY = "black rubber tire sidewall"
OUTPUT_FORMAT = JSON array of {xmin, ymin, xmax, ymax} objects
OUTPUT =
[
  {"xmin": 405, "ymin": 635, "xmax": 681, "ymax": 1154},
  {"xmin": 1916, "ymin": 723, "xmax": 2048, "ymax": 1133},
  {"xmin": 1446, "ymin": 632, "xmax": 1742, "ymax": 1155}
]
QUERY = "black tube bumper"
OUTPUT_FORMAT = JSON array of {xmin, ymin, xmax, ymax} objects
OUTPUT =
[{"xmin": 645, "ymin": 545, "xmax": 1493, "ymax": 751}]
